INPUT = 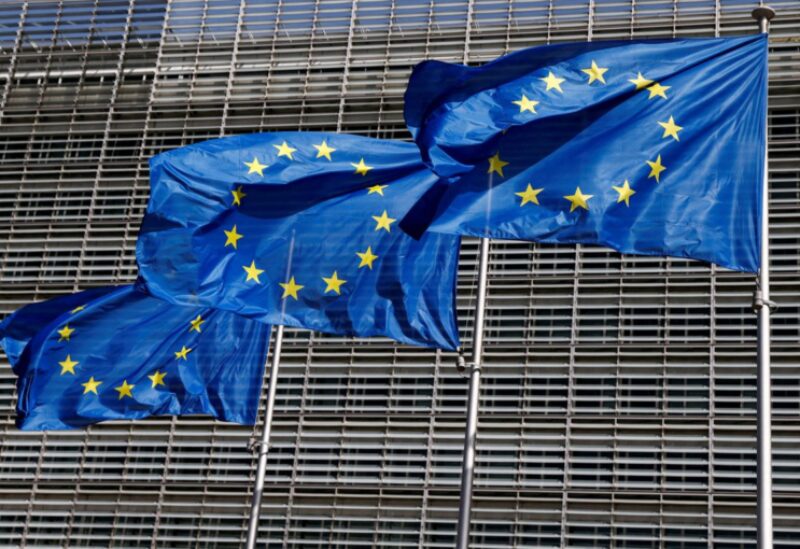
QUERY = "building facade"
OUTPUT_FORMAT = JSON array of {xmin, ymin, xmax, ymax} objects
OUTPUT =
[{"xmin": 0, "ymin": 0, "xmax": 798, "ymax": 546}]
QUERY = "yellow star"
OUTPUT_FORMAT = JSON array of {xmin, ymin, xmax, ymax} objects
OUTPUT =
[
  {"xmin": 231, "ymin": 186, "xmax": 246, "ymax": 206},
  {"xmin": 487, "ymin": 152, "xmax": 509, "ymax": 177},
  {"xmin": 629, "ymin": 72, "xmax": 653, "ymax": 90},
  {"xmin": 243, "ymin": 260, "xmax": 264, "ymax": 283},
  {"xmin": 540, "ymin": 71, "xmax": 565, "ymax": 93},
  {"xmin": 357, "ymin": 246, "xmax": 378, "ymax": 269},
  {"xmin": 515, "ymin": 184, "xmax": 544, "ymax": 206},
  {"xmin": 564, "ymin": 187, "xmax": 594, "ymax": 212},
  {"xmin": 148, "ymin": 370, "xmax": 167, "ymax": 388},
  {"xmin": 313, "ymin": 140, "xmax": 336, "ymax": 160},
  {"xmin": 273, "ymin": 141, "xmax": 296, "ymax": 160},
  {"xmin": 658, "ymin": 116, "xmax": 683, "ymax": 141},
  {"xmin": 322, "ymin": 271, "xmax": 347, "ymax": 295},
  {"xmin": 646, "ymin": 155, "xmax": 667, "ymax": 183},
  {"xmin": 174, "ymin": 345, "xmax": 192, "ymax": 360},
  {"xmin": 582, "ymin": 60, "xmax": 608, "ymax": 84},
  {"xmin": 189, "ymin": 314, "xmax": 204, "ymax": 333},
  {"xmin": 372, "ymin": 210, "xmax": 396, "ymax": 232},
  {"xmin": 224, "ymin": 225, "xmax": 243, "ymax": 249},
  {"xmin": 512, "ymin": 94, "xmax": 539, "ymax": 113},
  {"xmin": 82, "ymin": 376, "xmax": 102, "ymax": 395},
  {"xmin": 351, "ymin": 158, "xmax": 373, "ymax": 176},
  {"xmin": 280, "ymin": 276, "xmax": 304, "ymax": 300},
  {"xmin": 115, "ymin": 380, "xmax": 135, "ymax": 400},
  {"xmin": 647, "ymin": 82, "xmax": 670, "ymax": 100},
  {"xmin": 59, "ymin": 355, "xmax": 79, "ymax": 375},
  {"xmin": 71, "ymin": 305, "xmax": 85, "ymax": 314},
  {"xmin": 612, "ymin": 180, "xmax": 636, "ymax": 206},
  {"xmin": 244, "ymin": 157, "xmax": 267, "ymax": 176},
  {"xmin": 367, "ymin": 184, "xmax": 387, "ymax": 196},
  {"xmin": 57, "ymin": 325, "xmax": 75, "ymax": 342}
]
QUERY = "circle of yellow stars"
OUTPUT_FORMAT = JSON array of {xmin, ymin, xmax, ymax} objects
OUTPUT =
[
  {"xmin": 53, "ymin": 138, "xmax": 403, "ymax": 404},
  {"xmin": 225, "ymin": 139, "xmax": 402, "ymax": 302},
  {"xmin": 54, "ymin": 303, "xmax": 204, "ymax": 402},
  {"xmin": 502, "ymin": 61, "xmax": 680, "ymax": 213}
]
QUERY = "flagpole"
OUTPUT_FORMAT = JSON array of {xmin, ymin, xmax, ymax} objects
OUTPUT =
[
  {"xmin": 752, "ymin": 7, "xmax": 775, "ymax": 549},
  {"xmin": 245, "ymin": 324, "xmax": 284, "ymax": 549},
  {"xmin": 245, "ymin": 231, "xmax": 296, "ymax": 549},
  {"xmin": 455, "ymin": 236, "xmax": 490, "ymax": 549}
]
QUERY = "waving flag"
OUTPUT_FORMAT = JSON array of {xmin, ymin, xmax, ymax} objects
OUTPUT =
[
  {"xmin": 0, "ymin": 286, "xmax": 270, "ymax": 430},
  {"xmin": 137, "ymin": 133, "xmax": 461, "ymax": 350},
  {"xmin": 401, "ymin": 34, "xmax": 767, "ymax": 272}
]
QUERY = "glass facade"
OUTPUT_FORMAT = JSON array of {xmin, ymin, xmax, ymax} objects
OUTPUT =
[{"xmin": 0, "ymin": 0, "xmax": 798, "ymax": 546}]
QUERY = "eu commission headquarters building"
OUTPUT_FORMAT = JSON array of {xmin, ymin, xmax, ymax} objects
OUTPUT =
[{"xmin": 0, "ymin": 1, "xmax": 798, "ymax": 546}]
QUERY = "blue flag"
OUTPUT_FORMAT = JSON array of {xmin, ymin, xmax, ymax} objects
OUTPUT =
[
  {"xmin": 136, "ymin": 133, "xmax": 461, "ymax": 350},
  {"xmin": 0, "ymin": 286, "xmax": 270, "ymax": 430},
  {"xmin": 401, "ymin": 34, "xmax": 767, "ymax": 272}
]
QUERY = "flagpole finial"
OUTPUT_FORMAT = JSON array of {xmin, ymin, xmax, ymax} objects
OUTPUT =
[{"xmin": 752, "ymin": 6, "xmax": 776, "ymax": 33}]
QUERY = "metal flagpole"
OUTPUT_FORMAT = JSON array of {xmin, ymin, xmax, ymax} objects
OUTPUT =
[
  {"xmin": 245, "ymin": 323, "xmax": 284, "ymax": 549},
  {"xmin": 456, "ymin": 152, "xmax": 496, "ymax": 547},
  {"xmin": 454, "ymin": 3, "xmax": 482, "ymax": 544},
  {"xmin": 245, "ymin": 232, "xmax": 296, "ymax": 549},
  {"xmin": 455, "ymin": 236, "xmax": 490, "ymax": 549},
  {"xmin": 752, "ymin": 7, "xmax": 776, "ymax": 549}
]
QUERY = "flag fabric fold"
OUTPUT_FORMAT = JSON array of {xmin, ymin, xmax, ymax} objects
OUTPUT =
[
  {"xmin": 0, "ymin": 285, "xmax": 270, "ymax": 430},
  {"xmin": 137, "ymin": 132, "xmax": 461, "ymax": 350},
  {"xmin": 401, "ymin": 34, "xmax": 767, "ymax": 272}
]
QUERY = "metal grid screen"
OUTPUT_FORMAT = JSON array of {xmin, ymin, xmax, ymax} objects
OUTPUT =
[{"xmin": 0, "ymin": 0, "xmax": 798, "ymax": 547}]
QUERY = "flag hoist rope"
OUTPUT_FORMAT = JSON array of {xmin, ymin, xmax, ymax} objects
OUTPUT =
[{"xmin": 752, "ymin": 7, "xmax": 776, "ymax": 549}]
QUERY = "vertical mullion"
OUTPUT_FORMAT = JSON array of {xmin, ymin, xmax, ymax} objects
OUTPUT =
[
  {"xmin": 280, "ymin": 332, "xmax": 315, "ymax": 546},
  {"xmin": 560, "ymin": 246, "xmax": 581, "ymax": 547},
  {"xmin": 503, "ymin": 0, "xmax": 513, "ymax": 54},
  {"xmin": 150, "ymin": 416, "xmax": 178, "ymax": 549},
  {"xmin": 0, "ymin": 0, "xmax": 28, "ymax": 124},
  {"xmin": 587, "ymin": 0, "xmax": 594, "ymax": 41},
  {"xmin": 422, "ymin": 0, "xmax": 435, "ymax": 60},
  {"xmin": 194, "ymin": 420, "xmax": 219, "ymax": 546},
  {"xmin": 335, "ymin": 0, "xmax": 359, "ymax": 133},
  {"xmin": 179, "ymin": 0, "xmax": 211, "ymax": 145},
  {"xmin": 375, "ymin": 0, "xmax": 397, "ymax": 135},
  {"xmin": 708, "ymin": 281, "xmax": 717, "ymax": 545},
  {"xmin": 109, "ymin": 422, "xmax": 138, "ymax": 546},
  {"xmin": 258, "ymin": 0, "xmax": 285, "ymax": 131},
  {"xmin": 0, "ymin": 0, "xmax": 28, "ymax": 312},
  {"xmin": 297, "ymin": 0, "xmax": 323, "ymax": 130},
  {"xmin": 463, "ymin": 0, "xmax": 474, "ymax": 64},
  {"xmin": 218, "ymin": 0, "xmax": 247, "ymax": 137},
  {"xmin": 418, "ymin": 345, "xmax": 442, "ymax": 547}
]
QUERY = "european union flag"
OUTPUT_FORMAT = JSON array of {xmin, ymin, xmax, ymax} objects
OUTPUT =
[
  {"xmin": 402, "ymin": 34, "xmax": 767, "ymax": 272},
  {"xmin": 137, "ymin": 133, "xmax": 461, "ymax": 350},
  {"xmin": 0, "ymin": 286, "xmax": 270, "ymax": 430}
]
